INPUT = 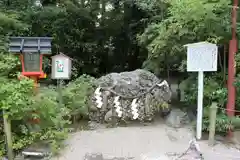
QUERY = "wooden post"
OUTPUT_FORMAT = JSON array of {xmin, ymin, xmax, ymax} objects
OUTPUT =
[
  {"xmin": 3, "ymin": 110, "xmax": 14, "ymax": 160},
  {"xmin": 208, "ymin": 102, "xmax": 218, "ymax": 146},
  {"xmin": 30, "ymin": 76, "xmax": 38, "ymax": 94},
  {"xmin": 57, "ymin": 79, "xmax": 63, "ymax": 108}
]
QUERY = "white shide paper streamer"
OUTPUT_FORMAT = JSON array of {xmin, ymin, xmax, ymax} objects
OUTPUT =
[
  {"xmin": 113, "ymin": 96, "xmax": 123, "ymax": 117},
  {"xmin": 156, "ymin": 80, "xmax": 169, "ymax": 88},
  {"xmin": 131, "ymin": 98, "xmax": 139, "ymax": 119},
  {"xmin": 94, "ymin": 87, "xmax": 103, "ymax": 108}
]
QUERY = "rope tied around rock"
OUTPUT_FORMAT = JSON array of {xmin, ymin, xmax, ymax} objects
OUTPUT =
[{"xmin": 99, "ymin": 80, "xmax": 170, "ymax": 100}]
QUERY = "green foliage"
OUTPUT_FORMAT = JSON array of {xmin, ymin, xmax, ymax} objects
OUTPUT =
[
  {"xmin": 0, "ymin": 73, "xmax": 97, "ymax": 156},
  {"xmin": 0, "ymin": 12, "xmax": 27, "ymax": 33},
  {"xmin": 0, "ymin": 77, "xmax": 34, "ymax": 119},
  {"xmin": 0, "ymin": 53, "xmax": 20, "ymax": 77},
  {"xmin": 0, "ymin": 0, "xmax": 149, "ymax": 77},
  {"xmin": 183, "ymin": 74, "xmax": 227, "ymax": 107},
  {"xmin": 0, "ymin": 46, "xmax": 96, "ymax": 157},
  {"xmin": 0, "ymin": 74, "xmax": 96, "ymax": 156},
  {"xmin": 0, "ymin": 76, "xmax": 69, "ymax": 156},
  {"xmin": 202, "ymin": 110, "xmax": 234, "ymax": 134},
  {"xmin": 32, "ymin": 86, "xmax": 71, "ymax": 129},
  {"xmin": 11, "ymin": 128, "xmax": 67, "ymax": 155},
  {"xmin": 19, "ymin": 0, "xmax": 148, "ymax": 75},
  {"xmin": 182, "ymin": 74, "xmax": 240, "ymax": 134},
  {"xmin": 138, "ymin": 0, "xmax": 231, "ymax": 74},
  {"xmin": 0, "ymin": 1, "xmax": 144, "ymax": 156},
  {"xmin": 63, "ymin": 74, "xmax": 96, "ymax": 122}
]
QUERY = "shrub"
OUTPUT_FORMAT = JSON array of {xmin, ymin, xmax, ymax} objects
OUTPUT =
[
  {"xmin": 63, "ymin": 74, "xmax": 96, "ymax": 123},
  {"xmin": 0, "ymin": 72, "xmax": 96, "ymax": 156},
  {"xmin": 181, "ymin": 73, "xmax": 239, "ymax": 134},
  {"xmin": 0, "ymin": 78, "xmax": 69, "ymax": 156},
  {"xmin": 31, "ymin": 86, "xmax": 71, "ymax": 129}
]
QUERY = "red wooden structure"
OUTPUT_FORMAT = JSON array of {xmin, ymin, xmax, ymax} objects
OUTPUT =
[
  {"xmin": 227, "ymin": 0, "xmax": 238, "ymax": 137},
  {"xmin": 9, "ymin": 37, "xmax": 52, "ymax": 90},
  {"xmin": 9, "ymin": 37, "xmax": 52, "ymax": 123}
]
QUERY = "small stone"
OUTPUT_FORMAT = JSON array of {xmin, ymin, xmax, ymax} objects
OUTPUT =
[
  {"xmin": 165, "ymin": 108, "xmax": 189, "ymax": 128},
  {"xmin": 84, "ymin": 153, "xmax": 103, "ymax": 160}
]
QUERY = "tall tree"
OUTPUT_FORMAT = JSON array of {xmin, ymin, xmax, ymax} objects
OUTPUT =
[{"xmin": 137, "ymin": 0, "xmax": 231, "ymax": 75}]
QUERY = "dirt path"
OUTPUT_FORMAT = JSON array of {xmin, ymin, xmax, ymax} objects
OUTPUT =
[{"xmin": 53, "ymin": 123, "xmax": 240, "ymax": 160}]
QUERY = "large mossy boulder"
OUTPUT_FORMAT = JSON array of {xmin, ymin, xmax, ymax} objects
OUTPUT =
[{"xmin": 88, "ymin": 69, "xmax": 172, "ymax": 123}]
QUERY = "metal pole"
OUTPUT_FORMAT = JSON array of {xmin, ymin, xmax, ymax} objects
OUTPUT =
[
  {"xmin": 227, "ymin": 0, "xmax": 238, "ymax": 137},
  {"xmin": 196, "ymin": 71, "xmax": 204, "ymax": 140}
]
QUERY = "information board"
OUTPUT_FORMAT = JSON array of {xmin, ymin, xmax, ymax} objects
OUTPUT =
[
  {"xmin": 186, "ymin": 43, "xmax": 218, "ymax": 72},
  {"xmin": 51, "ymin": 54, "xmax": 72, "ymax": 79},
  {"xmin": 184, "ymin": 42, "xmax": 218, "ymax": 140}
]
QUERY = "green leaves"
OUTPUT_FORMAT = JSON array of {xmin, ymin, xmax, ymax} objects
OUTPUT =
[
  {"xmin": 0, "ymin": 53, "xmax": 20, "ymax": 77},
  {"xmin": 31, "ymin": 86, "xmax": 70, "ymax": 129},
  {"xmin": 0, "ymin": 11, "xmax": 29, "ymax": 41},
  {"xmin": 63, "ymin": 74, "xmax": 96, "ymax": 120},
  {"xmin": 182, "ymin": 72, "xmax": 240, "ymax": 134},
  {"xmin": 137, "ymin": 0, "xmax": 231, "ymax": 74},
  {"xmin": 0, "ymin": 77, "xmax": 34, "ymax": 119}
]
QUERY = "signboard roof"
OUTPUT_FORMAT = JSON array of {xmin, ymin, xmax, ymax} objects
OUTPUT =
[
  {"xmin": 9, "ymin": 37, "xmax": 53, "ymax": 54},
  {"xmin": 51, "ymin": 53, "xmax": 72, "ymax": 59}
]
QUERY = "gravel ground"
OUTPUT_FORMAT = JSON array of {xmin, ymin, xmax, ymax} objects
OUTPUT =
[{"xmin": 53, "ymin": 123, "xmax": 240, "ymax": 160}]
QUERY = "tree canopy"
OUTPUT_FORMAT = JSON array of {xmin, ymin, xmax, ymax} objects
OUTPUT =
[{"xmin": 0, "ymin": 0, "xmax": 234, "ymax": 77}]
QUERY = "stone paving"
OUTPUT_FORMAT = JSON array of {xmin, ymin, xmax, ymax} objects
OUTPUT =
[{"xmin": 53, "ymin": 123, "xmax": 240, "ymax": 160}]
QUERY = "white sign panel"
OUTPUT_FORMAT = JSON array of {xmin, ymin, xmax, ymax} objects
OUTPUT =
[
  {"xmin": 184, "ymin": 42, "xmax": 218, "ymax": 140},
  {"xmin": 186, "ymin": 42, "xmax": 218, "ymax": 72},
  {"xmin": 51, "ymin": 54, "xmax": 72, "ymax": 79}
]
